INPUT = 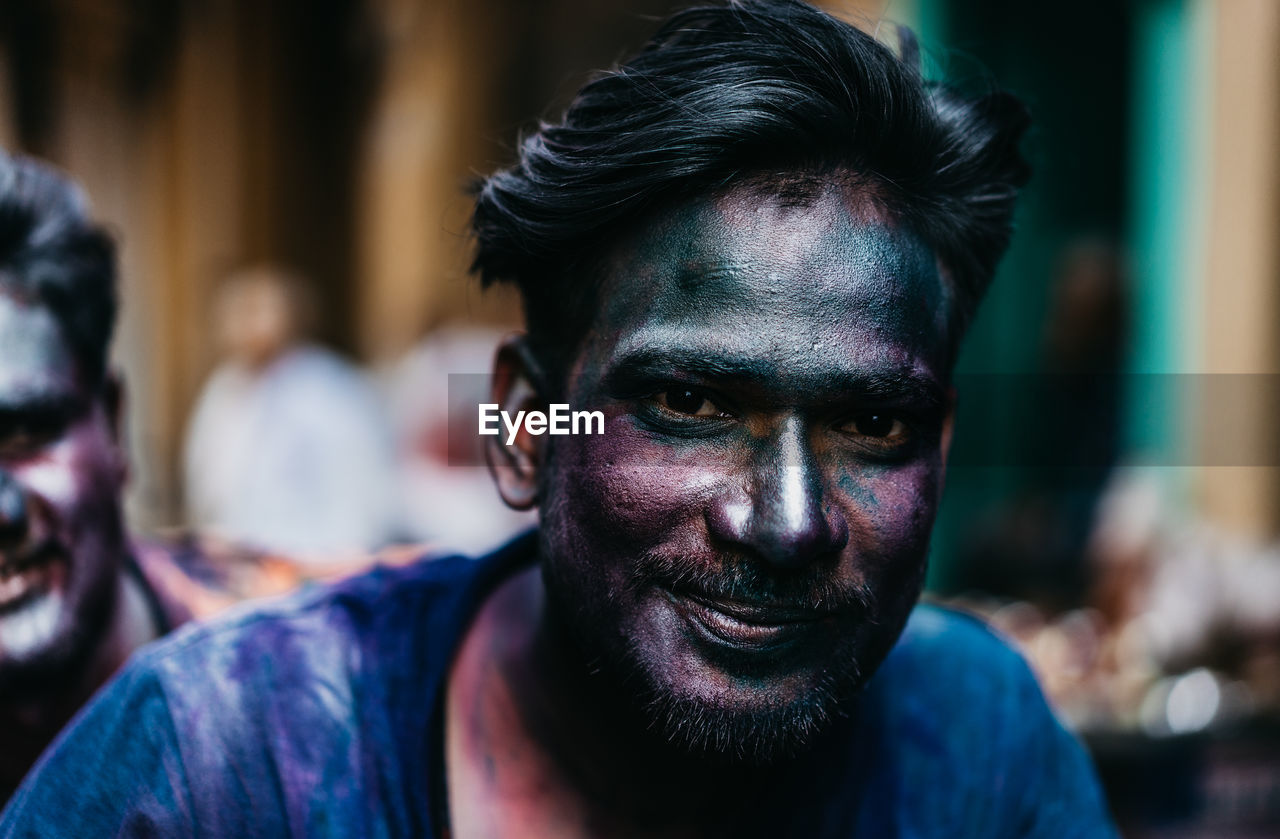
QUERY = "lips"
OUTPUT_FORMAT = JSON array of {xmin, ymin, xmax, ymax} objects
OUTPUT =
[
  {"xmin": 663, "ymin": 587, "xmax": 833, "ymax": 649},
  {"xmin": 0, "ymin": 546, "xmax": 65, "ymax": 613}
]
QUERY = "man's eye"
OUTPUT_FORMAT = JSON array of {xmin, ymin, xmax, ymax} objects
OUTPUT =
[
  {"xmin": 0, "ymin": 412, "xmax": 72, "ymax": 458},
  {"xmin": 653, "ymin": 388, "xmax": 727, "ymax": 418},
  {"xmin": 842, "ymin": 412, "xmax": 907, "ymax": 440},
  {"xmin": 0, "ymin": 427, "xmax": 52, "ymax": 458}
]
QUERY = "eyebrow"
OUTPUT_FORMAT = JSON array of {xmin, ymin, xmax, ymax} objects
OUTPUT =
[{"xmin": 602, "ymin": 346, "xmax": 947, "ymax": 410}]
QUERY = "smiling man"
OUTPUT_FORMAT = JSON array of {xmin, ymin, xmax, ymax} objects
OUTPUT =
[
  {"xmin": 1, "ymin": 1, "xmax": 1115, "ymax": 836},
  {"xmin": 0, "ymin": 154, "xmax": 199, "ymax": 802},
  {"xmin": 470, "ymin": 178, "xmax": 955, "ymax": 770}
]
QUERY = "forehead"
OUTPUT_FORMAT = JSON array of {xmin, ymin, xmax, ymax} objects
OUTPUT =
[
  {"xmin": 581, "ymin": 181, "xmax": 951, "ymax": 390},
  {"xmin": 0, "ymin": 293, "xmax": 80, "ymax": 402}
]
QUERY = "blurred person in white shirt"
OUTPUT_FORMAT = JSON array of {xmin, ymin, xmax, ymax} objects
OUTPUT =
[
  {"xmin": 184, "ymin": 266, "xmax": 399, "ymax": 560},
  {"xmin": 382, "ymin": 326, "xmax": 534, "ymax": 556}
]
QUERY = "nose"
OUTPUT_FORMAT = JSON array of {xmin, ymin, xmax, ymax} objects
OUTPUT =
[
  {"xmin": 0, "ymin": 470, "xmax": 29, "ymax": 550},
  {"xmin": 706, "ymin": 417, "xmax": 848, "ymax": 569}
]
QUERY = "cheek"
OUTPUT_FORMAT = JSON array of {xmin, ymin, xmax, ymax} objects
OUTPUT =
[
  {"xmin": 13, "ymin": 434, "xmax": 120, "ymax": 523},
  {"xmin": 548, "ymin": 409, "xmax": 727, "ymax": 548},
  {"xmin": 12, "ymin": 457, "xmax": 80, "ymax": 510},
  {"xmin": 839, "ymin": 461, "xmax": 941, "ymax": 571}
]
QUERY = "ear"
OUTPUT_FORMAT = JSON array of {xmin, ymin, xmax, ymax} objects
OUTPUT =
[
  {"xmin": 485, "ymin": 335, "xmax": 549, "ymax": 511},
  {"xmin": 101, "ymin": 371, "xmax": 130, "ymax": 485},
  {"xmin": 102, "ymin": 371, "xmax": 125, "ymax": 443}
]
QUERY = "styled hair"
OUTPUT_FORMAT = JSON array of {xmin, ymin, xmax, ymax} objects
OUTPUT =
[
  {"xmin": 471, "ymin": 0, "xmax": 1030, "ymax": 372},
  {"xmin": 0, "ymin": 152, "xmax": 118, "ymax": 387}
]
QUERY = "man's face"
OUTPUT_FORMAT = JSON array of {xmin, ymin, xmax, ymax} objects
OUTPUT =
[
  {"xmin": 0, "ymin": 292, "xmax": 126, "ymax": 696},
  {"xmin": 536, "ymin": 179, "xmax": 953, "ymax": 760}
]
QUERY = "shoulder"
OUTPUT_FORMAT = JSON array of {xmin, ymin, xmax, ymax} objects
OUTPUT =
[
  {"xmin": 0, "ymin": 571, "xmax": 407, "ymax": 837},
  {"xmin": 137, "ymin": 551, "xmax": 478, "ymax": 700},
  {"xmin": 1, "ymin": 535, "xmax": 537, "ymax": 835},
  {"xmin": 90, "ymin": 550, "xmax": 481, "ymax": 788},
  {"xmin": 867, "ymin": 604, "xmax": 1045, "ymax": 765},
  {"xmin": 1, "ymin": 654, "xmax": 194, "ymax": 836},
  {"xmin": 132, "ymin": 532, "xmax": 537, "ymax": 708},
  {"xmin": 859, "ymin": 604, "xmax": 1117, "ymax": 837},
  {"xmin": 882, "ymin": 602, "xmax": 1039, "ymax": 702},
  {"xmin": 129, "ymin": 537, "xmax": 536, "ymax": 724},
  {"xmin": 870, "ymin": 602, "xmax": 1066, "ymax": 754}
]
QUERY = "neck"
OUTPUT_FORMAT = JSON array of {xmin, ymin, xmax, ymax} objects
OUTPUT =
[
  {"xmin": 0, "ymin": 563, "xmax": 159, "ymax": 794},
  {"xmin": 94, "ymin": 562, "xmax": 161, "ymax": 688},
  {"xmin": 448, "ymin": 563, "xmax": 853, "ymax": 836}
]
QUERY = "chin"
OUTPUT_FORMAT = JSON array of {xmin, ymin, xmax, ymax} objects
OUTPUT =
[
  {"xmin": 634, "ymin": 662, "xmax": 848, "ymax": 765},
  {"xmin": 0, "ymin": 594, "xmax": 78, "ymax": 697},
  {"xmin": 638, "ymin": 580, "xmax": 937, "ymax": 767},
  {"xmin": 618, "ymin": 614, "xmax": 869, "ymax": 765},
  {"xmin": 0, "ymin": 590, "xmax": 67, "ymax": 663}
]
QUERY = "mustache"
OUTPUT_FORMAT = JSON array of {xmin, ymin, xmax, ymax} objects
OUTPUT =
[{"xmin": 631, "ymin": 551, "xmax": 876, "ymax": 616}]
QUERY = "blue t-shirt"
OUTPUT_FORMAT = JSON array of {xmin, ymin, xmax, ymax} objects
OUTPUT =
[{"xmin": 0, "ymin": 533, "xmax": 1117, "ymax": 837}]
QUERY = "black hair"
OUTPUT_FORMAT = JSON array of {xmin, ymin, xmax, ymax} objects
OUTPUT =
[
  {"xmin": 471, "ymin": 0, "xmax": 1030, "ymax": 373},
  {"xmin": 0, "ymin": 152, "xmax": 118, "ymax": 388}
]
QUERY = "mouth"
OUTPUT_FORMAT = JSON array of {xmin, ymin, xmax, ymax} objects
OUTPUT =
[
  {"xmin": 0, "ymin": 545, "xmax": 66, "ymax": 613},
  {"xmin": 661, "ymin": 586, "xmax": 833, "ymax": 651}
]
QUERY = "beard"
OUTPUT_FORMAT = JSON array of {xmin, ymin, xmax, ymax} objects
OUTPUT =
[
  {"xmin": 540, "ymin": 536, "xmax": 925, "ymax": 766},
  {"xmin": 621, "ymin": 647, "xmax": 850, "ymax": 764}
]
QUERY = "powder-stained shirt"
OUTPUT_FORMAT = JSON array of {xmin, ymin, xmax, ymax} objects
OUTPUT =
[{"xmin": 0, "ymin": 533, "xmax": 1117, "ymax": 838}]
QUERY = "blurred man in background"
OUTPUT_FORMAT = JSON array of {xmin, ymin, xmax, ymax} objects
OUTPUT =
[
  {"xmin": 184, "ymin": 265, "xmax": 400, "ymax": 559},
  {"xmin": 0, "ymin": 152, "xmax": 195, "ymax": 801}
]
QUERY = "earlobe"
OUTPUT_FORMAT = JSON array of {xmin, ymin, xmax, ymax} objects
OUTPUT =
[{"xmin": 485, "ymin": 336, "xmax": 548, "ymax": 511}]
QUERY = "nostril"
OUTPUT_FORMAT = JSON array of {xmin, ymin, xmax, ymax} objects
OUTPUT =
[{"xmin": 0, "ymin": 472, "xmax": 28, "ymax": 547}]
